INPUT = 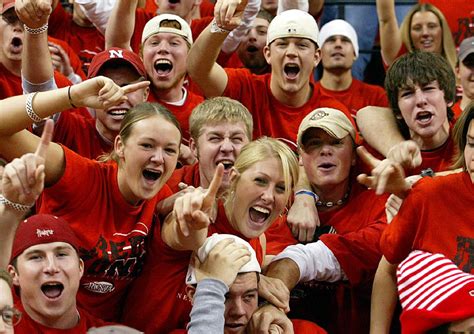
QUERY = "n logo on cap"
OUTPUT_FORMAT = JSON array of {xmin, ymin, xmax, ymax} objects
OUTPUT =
[
  {"xmin": 108, "ymin": 49, "xmax": 124, "ymax": 59},
  {"xmin": 36, "ymin": 229, "xmax": 54, "ymax": 238}
]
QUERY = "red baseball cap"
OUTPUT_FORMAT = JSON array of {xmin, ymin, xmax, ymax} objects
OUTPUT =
[
  {"xmin": 87, "ymin": 47, "xmax": 147, "ymax": 79},
  {"xmin": 10, "ymin": 214, "xmax": 80, "ymax": 262},
  {"xmin": 2, "ymin": 0, "xmax": 15, "ymax": 14}
]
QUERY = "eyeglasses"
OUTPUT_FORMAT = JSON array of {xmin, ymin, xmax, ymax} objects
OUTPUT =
[{"xmin": 0, "ymin": 306, "xmax": 22, "ymax": 327}]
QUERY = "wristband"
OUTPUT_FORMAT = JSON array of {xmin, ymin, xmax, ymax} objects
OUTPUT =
[
  {"xmin": 24, "ymin": 23, "xmax": 48, "ymax": 35},
  {"xmin": 25, "ymin": 92, "xmax": 43, "ymax": 123},
  {"xmin": 0, "ymin": 195, "xmax": 33, "ymax": 212},
  {"xmin": 210, "ymin": 19, "xmax": 231, "ymax": 34},
  {"xmin": 68, "ymin": 86, "xmax": 77, "ymax": 108},
  {"xmin": 295, "ymin": 189, "xmax": 319, "ymax": 202}
]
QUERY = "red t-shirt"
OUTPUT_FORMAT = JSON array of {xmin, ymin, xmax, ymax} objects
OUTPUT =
[
  {"xmin": 14, "ymin": 300, "xmax": 107, "ymax": 333},
  {"xmin": 381, "ymin": 172, "xmax": 474, "ymax": 274},
  {"xmin": 223, "ymin": 69, "xmax": 352, "ymax": 149},
  {"xmin": 48, "ymin": 36, "xmax": 87, "ymax": 81},
  {"xmin": 122, "ymin": 202, "xmax": 263, "ymax": 333},
  {"xmin": 452, "ymin": 100, "xmax": 463, "ymax": 120},
  {"xmin": 48, "ymin": 4, "xmax": 105, "ymax": 75},
  {"xmin": 148, "ymin": 88, "xmax": 204, "ymax": 142},
  {"xmin": 167, "ymin": 163, "xmax": 201, "ymax": 192},
  {"xmin": 410, "ymin": 135, "xmax": 456, "ymax": 175},
  {"xmin": 53, "ymin": 111, "xmax": 111, "ymax": 160},
  {"xmin": 266, "ymin": 181, "xmax": 388, "ymax": 334},
  {"xmin": 314, "ymin": 79, "xmax": 388, "ymax": 119},
  {"xmin": 38, "ymin": 147, "xmax": 173, "ymax": 321}
]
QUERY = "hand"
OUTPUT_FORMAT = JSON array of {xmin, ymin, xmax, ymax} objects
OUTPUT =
[
  {"xmin": 48, "ymin": 42, "xmax": 74, "ymax": 77},
  {"xmin": 179, "ymin": 143, "xmax": 197, "ymax": 166},
  {"xmin": 356, "ymin": 146, "xmax": 410, "ymax": 198},
  {"xmin": 2, "ymin": 119, "xmax": 53, "ymax": 206},
  {"xmin": 70, "ymin": 76, "xmax": 150, "ymax": 110},
  {"xmin": 194, "ymin": 238, "xmax": 251, "ymax": 286},
  {"xmin": 258, "ymin": 275, "xmax": 290, "ymax": 313},
  {"xmin": 214, "ymin": 0, "xmax": 249, "ymax": 30},
  {"xmin": 386, "ymin": 140, "xmax": 422, "ymax": 169},
  {"xmin": 385, "ymin": 194, "xmax": 403, "ymax": 224},
  {"xmin": 15, "ymin": 0, "xmax": 52, "ymax": 28},
  {"xmin": 287, "ymin": 194, "xmax": 319, "ymax": 243},
  {"xmin": 248, "ymin": 304, "xmax": 294, "ymax": 334},
  {"xmin": 173, "ymin": 164, "xmax": 224, "ymax": 237}
]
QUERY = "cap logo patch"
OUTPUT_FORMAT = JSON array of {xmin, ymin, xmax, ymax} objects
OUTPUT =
[
  {"xmin": 108, "ymin": 49, "xmax": 124, "ymax": 59},
  {"xmin": 309, "ymin": 110, "xmax": 329, "ymax": 121},
  {"xmin": 288, "ymin": 28, "xmax": 297, "ymax": 33},
  {"xmin": 36, "ymin": 229, "xmax": 54, "ymax": 238},
  {"xmin": 159, "ymin": 19, "xmax": 182, "ymax": 30}
]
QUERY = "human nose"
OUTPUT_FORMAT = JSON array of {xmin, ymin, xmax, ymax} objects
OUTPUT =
[
  {"xmin": 44, "ymin": 255, "xmax": 60, "ymax": 274},
  {"xmin": 414, "ymin": 88, "xmax": 428, "ymax": 107},
  {"xmin": 151, "ymin": 149, "xmax": 164, "ymax": 164},
  {"xmin": 319, "ymin": 144, "xmax": 334, "ymax": 155},
  {"xmin": 219, "ymin": 138, "xmax": 233, "ymax": 152},
  {"xmin": 286, "ymin": 42, "xmax": 298, "ymax": 57},
  {"xmin": 228, "ymin": 298, "xmax": 246, "ymax": 317},
  {"xmin": 261, "ymin": 185, "xmax": 275, "ymax": 203}
]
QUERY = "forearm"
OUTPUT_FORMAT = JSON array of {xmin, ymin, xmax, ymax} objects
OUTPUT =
[
  {"xmin": 357, "ymin": 106, "xmax": 404, "ymax": 156},
  {"xmin": 22, "ymin": 30, "xmax": 53, "ymax": 85},
  {"xmin": 376, "ymin": 0, "xmax": 401, "ymax": 65},
  {"xmin": 187, "ymin": 24, "xmax": 229, "ymax": 97},
  {"xmin": 105, "ymin": 0, "xmax": 138, "ymax": 49},
  {"xmin": 0, "ymin": 206, "xmax": 26, "ymax": 268},
  {"xmin": 188, "ymin": 279, "xmax": 228, "ymax": 333},
  {"xmin": 370, "ymin": 257, "xmax": 398, "ymax": 334},
  {"xmin": 265, "ymin": 258, "xmax": 300, "ymax": 290}
]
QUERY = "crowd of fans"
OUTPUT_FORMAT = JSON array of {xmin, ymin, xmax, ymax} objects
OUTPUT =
[{"xmin": 0, "ymin": 0, "xmax": 473, "ymax": 333}]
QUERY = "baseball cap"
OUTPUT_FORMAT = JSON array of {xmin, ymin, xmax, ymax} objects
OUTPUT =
[
  {"xmin": 397, "ymin": 250, "xmax": 474, "ymax": 334},
  {"xmin": 10, "ymin": 214, "xmax": 80, "ymax": 262},
  {"xmin": 185, "ymin": 233, "xmax": 261, "ymax": 285},
  {"xmin": 458, "ymin": 37, "xmax": 474, "ymax": 62},
  {"xmin": 318, "ymin": 19, "xmax": 359, "ymax": 58},
  {"xmin": 297, "ymin": 108, "xmax": 356, "ymax": 148},
  {"xmin": 141, "ymin": 14, "xmax": 193, "ymax": 45},
  {"xmin": 87, "ymin": 47, "xmax": 147, "ymax": 79},
  {"xmin": 1, "ymin": 0, "xmax": 15, "ymax": 14},
  {"xmin": 266, "ymin": 9, "xmax": 319, "ymax": 46}
]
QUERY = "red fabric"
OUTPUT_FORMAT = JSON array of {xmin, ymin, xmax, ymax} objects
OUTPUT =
[
  {"xmin": 267, "ymin": 181, "xmax": 388, "ymax": 334},
  {"xmin": 52, "ymin": 111, "xmax": 111, "ymax": 160},
  {"xmin": 381, "ymin": 172, "xmax": 474, "ymax": 272},
  {"xmin": 421, "ymin": 0, "xmax": 474, "ymax": 46},
  {"xmin": 167, "ymin": 163, "xmax": 201, "ymax": 192},
  {"xmin": 217, "ymin": 51, "xmax": 245, "ymax": 69},
  {"xmin": 131, "ymin": 10, "xmax": 212, "ymax": 54},
  {"xmin": 452, "ymin": 100, "xmax": 463, "ymax": 120},
  {"xmin": 122, "ymin": 202, "xmax": 263, "ymax": 333},
  {"xmin": 313, "ymin": 79, "xmax": 388, "ymax": 119},
  {"xmin": 410, "ymin": 135, "xmax": 456, "ymax": 175},
  {"xmin": 14, "ymin": 301, "xmax": 108, "ymax": 333},
  {"xmin": 48, "ymin": 4, "xmax": 105, "ymax": 75},
  {"xmin": 223, "ymin": 69, "xmax": 351, "ymax": 148},
  {"xmin": 383, "ymin": 44, "xmax": 408, "ymax": 71},
  {"xmin": 148, "ymin": 88, "xmax": 204, "ymax": 142},
  {"xmin": 47, "ymin": 36, "xmax": 87, "ymax": 81},
  {"xmin": 38, "ymin": 147, "xmax": 173, "ymax": 321}
]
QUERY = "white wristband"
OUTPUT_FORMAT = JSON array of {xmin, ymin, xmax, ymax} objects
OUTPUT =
[
  {"xmin": 25, "ymin": 92, "xmax": 43, "ymax": 123},
  {"xmin": 0, "ymin": 195, "xmax": 33, "ymax": 212},
  {"xmin": 210, "ymin": 19, "xmax": 231, "ymax": 34},
  {"xmin": 24, "ymin": 23, "xmax": 48, "ymax": 35}
]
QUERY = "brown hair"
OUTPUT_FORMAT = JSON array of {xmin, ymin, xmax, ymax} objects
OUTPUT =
[{"xmin": 452, "ymin": 102, "xmax": 474, "ymax": 170}]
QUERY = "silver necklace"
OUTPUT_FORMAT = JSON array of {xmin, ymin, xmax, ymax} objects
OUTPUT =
[{"xmin": 316, "ymin": 191, "xmax": 350, "ymax": 208}]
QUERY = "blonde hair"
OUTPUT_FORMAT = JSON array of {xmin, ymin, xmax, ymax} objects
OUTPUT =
[
  {"xmin": 400, "ymin": 3, "xmax": 457, "ymax": 73},
  {"xmin": 99, "ymin": 102, "xmax": 181, "ymax": 163},
  {"xmin": 189, "ymin": 97, "xmax": 253, "ymax": 141},
  {"xmin": 224, "ymin": 137, "xmax": 299, "ymax": 214}
]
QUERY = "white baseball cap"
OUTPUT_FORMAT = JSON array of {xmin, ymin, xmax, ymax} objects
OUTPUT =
[
  {"xmin": 186, "ymin": 234, "xmax": 261, "ymax": 285},
  {"xmin": 141, "ymin": 14, "xmax": 193, "ymax": 45},
  {"xmin": 318, "ymin": 19, "xmax": 359, "ymax": 58},
  {"xmin": 266, "ymin": 9, "xmax": 319, "ymax": 46}
]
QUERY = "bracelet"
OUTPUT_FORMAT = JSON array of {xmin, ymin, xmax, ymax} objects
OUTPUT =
[
  {"xmin": 23, "ymin": 23, "xmax": 48, "ymax": 35},
  {"xmin": 68, "ymin": 86, "xmax": 77, "ymax": 108},
  {"xmin": 25, "ymin": 92, "xmax": 43, "ymax": 123},
  {"xmin": 0, "ymin": 195, "xmax": 33, "ymax": 212},
  {"xmin": 295, "ymin": 189, "xmax": 319, "ymax": 202},
  {"xmin": 210, "ymin": 18, "xmax": 231, "ymax": 34}
]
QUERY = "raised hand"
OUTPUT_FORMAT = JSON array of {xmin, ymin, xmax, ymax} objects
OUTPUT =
[
  {"xmin": 48, "ymin": 42, "xmax": 75, "ymax": 79},
  {"xmin": 173, "ymin": 164, "xmax": 224, "ymax": 237},
  {"xmin": 2, "ymin": 119, "xmax": 53, "ymax": 206},
  {"xmin": 214, "ymin": 0, "xmax": 249, "ymax": 30},
  {"xmin": 69, "ymin": 76, "xmax": 150, "ymax": 110},
  {"xmin": 287, "ymin": 195, "xmax": 320, "ymax": 243},
  {"xmin": 258, "ymin": 275, "xmax": 290, "ymax": 313},
  {"xmin": 356, "ymin": 146, "xmax": 410, "ymax": 198},
  {"xmin": 15, "ymin": 0, "xmax": 52, "ymax": 28},
  {"xmin": 386, "ymin": 140, "xmax": 422, "ymax": 169},
  {"xmin": 193, "ymin": 238, "xmax": 251, "ymax": 287}
]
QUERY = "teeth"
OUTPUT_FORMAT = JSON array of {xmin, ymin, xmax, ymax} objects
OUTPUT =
[
  {"xmin": 155, "ymin": 59, "xmax": 172, "ymax": 66},
  {"xmin": 109, "ymin": 109, "xmax": 127, "ymax": 115},
  {"xmin": 217, "ymin": 160, "xmax": 233, "ymax": 166},
  {"xmin": 252, "ymin": 206, "xmax": 269, "ymax": 214}
]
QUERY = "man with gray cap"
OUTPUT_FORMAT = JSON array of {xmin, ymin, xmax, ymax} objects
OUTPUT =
[
  {"xmin": 314, "ymin": 19, "xmax": 388, "ymax": 119},
  {"xmin": 454, "ymin": 37, "xmax": 474, "ymax": 116},
  {"xmin": 256, "ymin": 107, "xmax": 388, "ymax": 334},
  {"xmin": 187, "ymin": 7, "xmax": 349, "ymax": 149}
]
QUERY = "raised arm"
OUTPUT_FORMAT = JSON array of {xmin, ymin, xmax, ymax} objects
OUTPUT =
[
  {"xmin": 105, "ymin": 0, "xmax": 138, "ymax": 49},
  {"xmin": 376, "ymin": 0, "xmax": 402, "ymax": 66},
  {"xmin": 370, "ymin": 257, "xmax": 398, "ymax": 334}
]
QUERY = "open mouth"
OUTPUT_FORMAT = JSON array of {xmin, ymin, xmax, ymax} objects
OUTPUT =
[
  {"xmin": 217, "ymin": 160, "xmax": 234, "ymax": 170},
  {"xmin": 168, "ymin": 0, "xmax": 180, "ymax": 4},
  {"xmin": 41, "ymin": 282, "xmax": 64, "ymax": 299},
  {"xmin": 246, "ymin": 45, "xmax": 259, "ymax": 53},
  {"xmin": 249, "ymin": 206, "xmax": 270, "ymax": 224},
  {"xmin": 10, "ymin": 37, "xmax": 23, "ymax": 52},
  {"xmin": 318, "ymin": 162, "xmax": 336, "ymax": 170},
  {"xmin": 143, "ymin": 169, "xmax": 162, "ymax": 181},
  {"xmin": 284, "ymin": 63, "xmax": 300, "ymax": 79},
  {"xmin": 154, "ymin": 59, "xmax": 173, "ymax": 75},
  {"xmin": 107, "ymin": 108, "xmax": 128, "ymax": 119},
  {"xmin": 416, "ymin": 111, "xmax": 433, "ymax": 123},
  {"xmin": 225, "ymin": 323, "xmax": 245, "ymax": 330}
]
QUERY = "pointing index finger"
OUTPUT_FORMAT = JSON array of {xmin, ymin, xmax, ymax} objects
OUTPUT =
[
  {"xmin": 34, "ymin": 119, "xmax": 54, "ymax": 159},
  {"xmin": 356, "ymin": 146, "xmax": 380, "ymax": 170},
  {"xmin": 204, "ymin": 163, "xmax": 224, "ymax": 205},
  {"xmin": 122, "ymin": 81, "xmax": 150, "ymax": 94}
]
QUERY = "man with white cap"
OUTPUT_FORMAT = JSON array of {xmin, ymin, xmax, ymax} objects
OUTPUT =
[
  {"xmin": 257, "ymin": 107, "xmax": 388, "ymax": 334},
  {"xmin": 187, "ymin": 7, "xmax": 349, "ymax": 148},
  {"xmin": 314, "ymin": 19, "xmax": 388, "ymax": 119}
]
